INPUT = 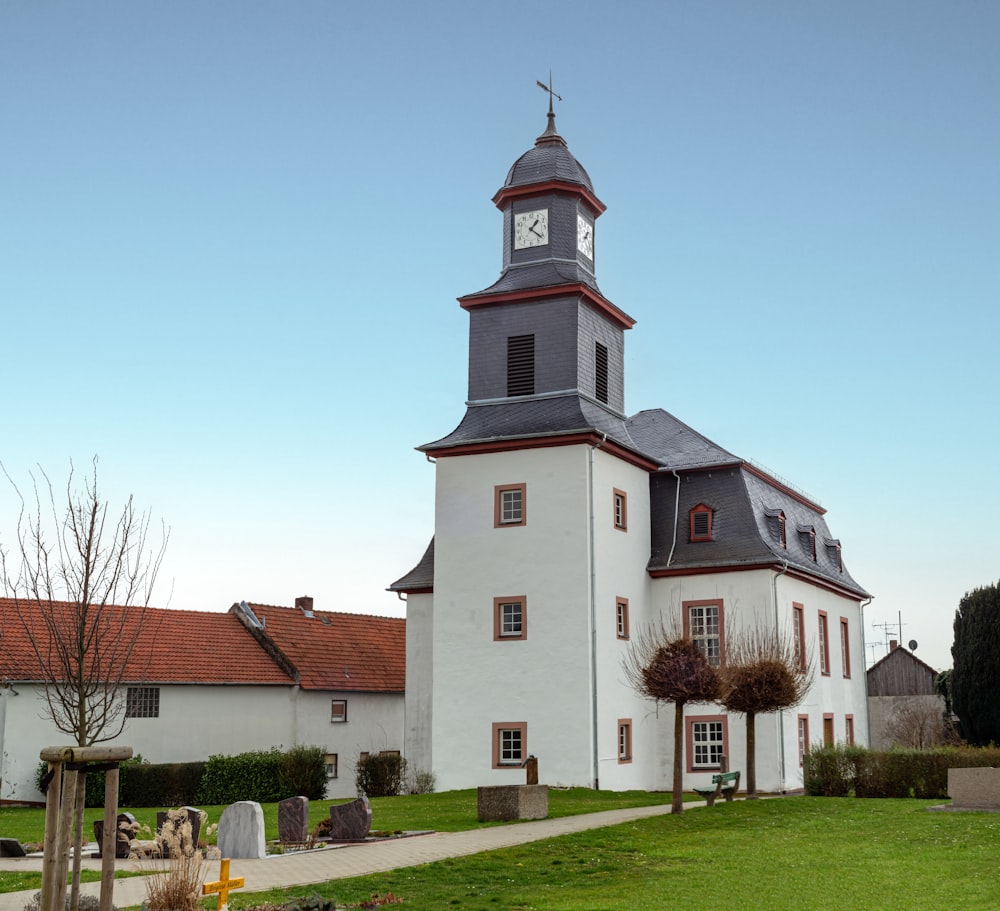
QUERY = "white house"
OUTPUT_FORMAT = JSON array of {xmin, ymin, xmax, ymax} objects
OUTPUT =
[
  {"xmin": 0, "ymin": 596, "xmax": 404, "ymax": 803},
  {"xmin": 391, "ymin": 105, "xmax": 870, "ymax": 794}
]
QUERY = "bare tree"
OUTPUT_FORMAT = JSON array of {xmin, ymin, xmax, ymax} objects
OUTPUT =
[
  {"xmin": 720, "ymin": 623, "xmax": 813, "ymax": 798},
  {"xmin": 1, "ymin": 457, "xmax": 168, "ymax": 746},
  {"xmin": 1, "ymin": 458, "xmax": 167, "ymax": 911},
  {"xmin": 623, "ymin": 622, "xmax": 722, "ymax": 813},
  {"xmin": 885, "ymin": 697, "xmax": 956, "ymax": 749}
]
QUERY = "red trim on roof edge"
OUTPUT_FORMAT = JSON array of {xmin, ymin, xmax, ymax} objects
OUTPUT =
[
  {"xmin": 458, "ymin": 283, "xmax": 635, "ymax": 331},
  {"xmin": 492, "ymin": 180, "xmax": 607, "ymax": 215},
  {"xmin": 424, "ymin": 432, "xmax": 660, "ymax": 472}
]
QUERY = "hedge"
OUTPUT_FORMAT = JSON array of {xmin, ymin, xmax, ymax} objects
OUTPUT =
[
  {"xmin": 803, "ymin": 744, "xmax": 1000, "ymax": 798},
  {"xmin": 35, "ymin": 745, "xmax": 326, "ymax": 807}
]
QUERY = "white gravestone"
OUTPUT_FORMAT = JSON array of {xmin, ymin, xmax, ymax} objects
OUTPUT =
[{"xmin": 217, "ymin": 801, "xmax": 267, "ymax": 859}]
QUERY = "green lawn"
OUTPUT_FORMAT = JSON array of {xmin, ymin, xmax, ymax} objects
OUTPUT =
[
  {"xmin": 225, "ymin": 798, "xmax": 998, "ymax": 911},
  {"xmin": 5, "ymin": 794, "xmax": 996, "ymax": 910}
]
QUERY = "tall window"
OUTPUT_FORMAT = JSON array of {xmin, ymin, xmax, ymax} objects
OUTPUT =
[
  {"xmin": 792, "ymin": 603, "xmax": 805, "ymax": 671},
  {"xmin": 331, "ymin": 699, "xmax": 347, "ymax": 723},
  {"xmin": 492, "ymin": 722, "xmax": 527, "ymax": 768},
  {"xmin": 845, "ymin": 715, "xmax": 855, "ymax": 746},
  {"xmin": 495, "ymin": 483, "xmax": 526, "ymax": 527},
  {"xmin": 687, "ymin": 716, "xmax": 728, "ymax": 771},
  {"xmin": 818, "ymin": 611, "xmax": 830, "ymax": 675},
  {"xmin": 618, "ymin": 719, "xmax": 632, "ymax": 763},
  {"xmin": 689, "ymin": 504, "xmax": 713, "ymax": 542},
  {"xmin": 823, "ymin": 714, "xmax": 835, "ymax": 746},
  {"xmin": 778, "ymin": 511, "xmax": 787, "ymax": 548},
  {"xmin": 595, "ymin": 342, "xmax": 609, "ymax": 404},
  {"xmin": 616, "ymin": 598, "xmax": 630, "ymax": 640},
  {"xmin": 684, "ymin": 599, "xmax": 724, "ymax": 666},
  {"xmin": 125, "ymin": 686, "xmax": 159, "ymax": 718},
  {"xmin": 507, "ymin": 334, "xmax": 535, "ymax": 397},
  {"xmin": 613, "ymin": 489, "xmax": 628, "ymax": 531},
  {"xmin": 840, "ymin": 617, "xmax": 851, "ymax": 677},
  {"xmin": 494, "ymin": 596, "xmax": 527, "ymax": 641},
  {"xmin": 797, "ymin": 715, "xmax": 810, "ymax": 766},
  {"xmin": 325, "ymin": 753, "xmax": 339, "ymax": 779}
]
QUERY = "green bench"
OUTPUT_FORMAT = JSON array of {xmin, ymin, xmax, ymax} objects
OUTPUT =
[{"xmin": 693, "ymin": 770, "xmax": 741, "ymax": 807}]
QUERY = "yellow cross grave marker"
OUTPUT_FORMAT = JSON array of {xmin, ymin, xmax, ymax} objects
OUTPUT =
[{"xmin": 202, "ymin": 858, "xmax": 245, "ymax": 911}]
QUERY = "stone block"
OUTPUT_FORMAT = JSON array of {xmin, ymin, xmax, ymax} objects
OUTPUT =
[
  {"xmin": 948, "ymin": 767, "xmax": 1000, "ymax": 810},
  {"xmin": 477, "ymin": 784, "xmax": 549, "ymax": 821},
  {"xmin": 328, "ymin": 795, "xmax": 372, "ymax": 841},
  {"xmin": 218, "ymin": 801, "xmax": 267, "ymax": 859},
  {"xmin": 278, "ymin": 795, "xmax": 310, "ymax": 844}
]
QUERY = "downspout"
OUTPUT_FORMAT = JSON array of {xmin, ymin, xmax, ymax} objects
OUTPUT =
[
  {"xmin": 772, "ymin": 560, "xmax": 789, "ymax": 792},
  {"xmin": 666, "ymin": 469, "xmax": 681, "ymax": 566},
  {"xmin": 588, "ymin": 433, "xmax": 607, "ymax": 789},
  {"xmin": 860, "ymin": 596, "xmax": 873, "ymax": 746}
]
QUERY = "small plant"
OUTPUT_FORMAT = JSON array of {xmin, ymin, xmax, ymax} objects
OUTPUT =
[
  {"xmin": 406, "ymin": 770, "xmax": 436, "ymax": 795},
  {"xmin": 358, "ymin": 893, "xmax": 403, "ymax": 909},
  {"xmin": 281, "ymin": 893, "xmax": 337, "ymax": 911},
  {"xmin": 22, "ymin": 894, "xmax": 119, "ymax": 911}
]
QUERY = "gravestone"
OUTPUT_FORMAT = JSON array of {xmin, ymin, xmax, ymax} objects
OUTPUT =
[
  {"xmin": 93, "ymin": 811, "xmax": 138, "ymax": 858},
  {"xmin": 156, "ymin": 806, "xmax": 203, "ymax": 854},
  {"xmin": 217, "ymin": 801, "xmax": 267, "ymax": 859},
  {"xmin": 328, "ymin": 795, "xmax": 372, "ymax": 840},
  {"xmin": 0, "ymin": 838, "xmax": 26, "ymax": 858},
  {"xmin": 948, "ymin": 768, "xmax": 1000, "ymax": 810},
  {"xmin": 278, "ymin": 795, "xmax": 310, "ymax": 844}
]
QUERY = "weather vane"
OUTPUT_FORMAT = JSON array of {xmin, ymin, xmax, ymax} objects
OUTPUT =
[{"xmin": 535, "ymin": 72, "xmax": 562, "ymax": 113}]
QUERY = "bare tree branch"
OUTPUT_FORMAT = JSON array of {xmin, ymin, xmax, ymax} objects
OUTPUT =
[{"xmin": 1, "ymin": 457, "xmax": 169, "ymax": 746}]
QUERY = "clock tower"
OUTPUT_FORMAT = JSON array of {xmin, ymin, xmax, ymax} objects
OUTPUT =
[{"xmin": 421, "ymin": 103, "xmax": 642, "ymax": 460}]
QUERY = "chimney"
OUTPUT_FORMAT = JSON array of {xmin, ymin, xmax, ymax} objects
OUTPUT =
[
  {"xmin": 889, "ymin": 639, "xmax": 898, "ymax": 651},
  {"xmin": 295, "ymin": 596, "xmax": 314, "ymax": 616}
]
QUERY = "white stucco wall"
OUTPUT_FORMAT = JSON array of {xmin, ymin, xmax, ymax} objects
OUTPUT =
[
  {"xmin": 403, "ymin": 592, "xmax": 434, "ymax": 779},
  {"xmin": 649, "ymin": 569, "xmax": 868, "ymax": 793},
  {"xmin": 0, "ymin": 683, "xmax": 403, "ymax": 803}
]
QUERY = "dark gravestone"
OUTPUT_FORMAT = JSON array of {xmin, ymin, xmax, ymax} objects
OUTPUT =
[
  {"xmin": 93, "ymin": 812, "xmax": 137, "ymax": 858},
  {"xmin": 156, "ymin": 806, "xmax": 203, "ymax": 854},
  {"xmin": 278, "ymin": 795, "xmax": 310, "ymax": 844},
  {"xmin": 328, "ymin": 795, "xmax": 372, "ymax": 840},
  {"xmin": 0, "ymin": 838, "xmax": 27, "ymax": 857}
]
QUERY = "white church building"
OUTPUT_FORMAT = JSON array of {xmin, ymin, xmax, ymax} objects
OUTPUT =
[{"xmin": 391, "ymin": 104, "xmax": 870, "ymax": 794}]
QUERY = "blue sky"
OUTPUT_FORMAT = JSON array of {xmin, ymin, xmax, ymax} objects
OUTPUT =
[{"xmin": 2, "ymin": 1, "xmax": 997, "ymax": 674}]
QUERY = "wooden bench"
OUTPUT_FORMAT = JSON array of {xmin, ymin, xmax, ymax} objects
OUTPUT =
[{"xmin": 693, "ymin": 770, "xmax": 741, "ymax": 807}]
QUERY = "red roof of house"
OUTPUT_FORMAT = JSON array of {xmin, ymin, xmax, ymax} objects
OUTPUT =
[
  {"xmin": 0, "ymin": 598, "xmax": 293, "ymax": 686},
  {"xmin": 238, "ymin": 602, "xmax": 405, "ymax": 693}
]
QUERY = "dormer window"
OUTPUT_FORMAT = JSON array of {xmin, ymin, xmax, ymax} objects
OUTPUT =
[
  {"xmin": 798, "ymin": 525, "xmax": 817, "ymax": 562},
  {"xmin": 826, "ymin": 539, "xmax": 843, "ymax": 572},
  {"xmin": 689, "ymin": 504, "xmax": 713, "ymax": 542},
  {"xmin": 778, "ymin": 512, "xmax": 786, "ymax": 548}
]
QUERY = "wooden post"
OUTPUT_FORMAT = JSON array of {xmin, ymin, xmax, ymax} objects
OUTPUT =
[
  {"xmin": 39, "ymin": 746, "xmax": 133, "ymax": 911},
  {"xmin": 100, "ymin": 766, "xmax": 120, "ymax": 911},
  {"xmin": 40, "ymin": 760, "xmax": 62, "ymax": 911}
]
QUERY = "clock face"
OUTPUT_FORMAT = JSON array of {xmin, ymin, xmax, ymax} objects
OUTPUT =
[
  {"xmin": 577, "ymin": 214, "xmax": 594, "ymax": 259},
  {"xmin": 514, "ymin": 209, "xmax": 549, "ymax": 249}
]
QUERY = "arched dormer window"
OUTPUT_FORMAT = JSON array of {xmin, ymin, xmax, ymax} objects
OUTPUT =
[
  {"xmin": 825, "ymin": 539, "xmax": 843, "ymax": 572},
  {"xmin": 689, "ymin": 504, "xmax": 714, "ymax": 542},
  {"xmin": 764, "ymin": 508, "xmax": 786, "ymax": 548}
]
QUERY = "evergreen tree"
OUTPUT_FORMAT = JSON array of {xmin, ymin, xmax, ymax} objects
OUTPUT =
[{"xmin": 951, "ymin": 582, "xmax": 1000, "ymax": 745}]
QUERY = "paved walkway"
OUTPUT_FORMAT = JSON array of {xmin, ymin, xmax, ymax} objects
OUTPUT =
[{"xmin": 0, "ymin": 800, "xmax": 690, "ymax": 910}]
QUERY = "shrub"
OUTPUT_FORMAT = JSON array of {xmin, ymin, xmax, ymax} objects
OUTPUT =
[
  {"xmin": 356, "ymin": 753, "xmax": 407, "ymax": 798},
  {"xmin": 197, "ymin": 746, "xmax": 328, "ymax": 805},
  {"xmin": 407, "ymin": 769, "xmax": 436, "ymax": 795},
  {"xmin": 804, "ymin": 744, "xmax": 1000, "ymax": 798}
]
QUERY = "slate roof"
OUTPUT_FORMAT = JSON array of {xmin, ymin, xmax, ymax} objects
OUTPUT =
[
  {"xmin": 234, "ymin": 602, "xmax": 405, "ymax": 694},
  {"xmin": 420, "ymin": 394, "xmax": 644, "ymax": 455},
  {"xmin": 503, "ymin": 114, "xmax": 595, "ymax": 193},
  {"xmin": 0, "ymin": 598, "xmax": 293, "ymax": 685},
  {"xmin": 465, "ymin": 259, "xmax": 603, "ymax": 300},
  {"xmin": 389, "ymin": 539, "xmax": 434, "ymax": 593}
]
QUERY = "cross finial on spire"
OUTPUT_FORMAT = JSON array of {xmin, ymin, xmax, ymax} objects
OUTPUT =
[
  {"xmin": 534, "ymin": 72, "xmax": 564, "ymax": 145},
  {"xmin": 535, "ymin": 72, "xmax": 562, "ymax": 115}
]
